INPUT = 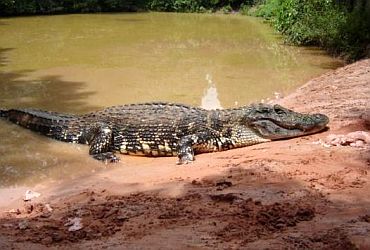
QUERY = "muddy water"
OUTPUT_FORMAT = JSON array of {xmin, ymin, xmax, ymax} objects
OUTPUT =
[{"xmin": 0, "ymin": 13, "xmax": 342, "ymax": 188}]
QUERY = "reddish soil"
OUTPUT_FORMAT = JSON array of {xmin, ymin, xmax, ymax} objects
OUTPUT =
[{"xmin": 0, "ymin": 59, "xmax": 369, "ymax": 249}]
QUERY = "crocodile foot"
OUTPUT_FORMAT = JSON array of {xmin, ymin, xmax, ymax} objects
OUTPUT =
[
  {"xmin": 177, "ymin": 152, "xmax": 194, "ymax": 165},
  {"xmin": 92, "ymin": 152, "xmax": 120, "ymax": 163}
]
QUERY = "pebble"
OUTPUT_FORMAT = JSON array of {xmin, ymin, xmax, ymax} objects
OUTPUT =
[
  {"xmin": 24, "ymin": 190, "xmax": 41, "ymax": 201},
  {"xmin": 315, "ymin": 131, "xmax": 370, "ymax": 148},
  {"xmin": 18, "ymin": 220, "xmax": 29, "ymax": 230},
  {"xmin": 64, "ymin": 217, "xmax": 83, "ymax": 232}
]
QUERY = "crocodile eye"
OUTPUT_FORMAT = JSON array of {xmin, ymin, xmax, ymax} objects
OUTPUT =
[{"xmin": 274, "ymin": 107, "xmax": 286, "ymax": 115}]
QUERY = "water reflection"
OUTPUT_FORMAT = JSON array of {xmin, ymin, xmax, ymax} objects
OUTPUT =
[{"xmin": 201, "ymin": 74, "xmax": 222, "ymax": 110}]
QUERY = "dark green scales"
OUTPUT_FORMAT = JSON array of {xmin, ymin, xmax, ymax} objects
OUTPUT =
[{"xmin": 0, "ymin": 102, "xmax": 329, "ymax": 164}]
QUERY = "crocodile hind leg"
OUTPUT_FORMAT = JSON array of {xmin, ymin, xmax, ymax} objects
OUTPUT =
[
  {"xmin": 87, "ymin": 123, "xmax": 120, "ymax": 163},
  {"xmin": 176, "ymin": 130, "xmax": 233, "ymax": 164}
]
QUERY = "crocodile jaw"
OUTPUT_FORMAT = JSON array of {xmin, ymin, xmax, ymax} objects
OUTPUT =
[{"xmin": 251, "ymin": 113, "xmax": 329, "ymax": 140}]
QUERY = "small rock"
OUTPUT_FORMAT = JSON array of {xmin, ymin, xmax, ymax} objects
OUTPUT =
[
  {"xmin": 349, "ymin": 131, "xmax": 370, "ymax": 143},
  {"xmin": 64, "ymin": 217, "xmax": 83, "ymax": 232},
  {"xmin": 24, "ymin": 190, "xmax": 41, "ymax": 201},
  {"xmin": 312, "ymin": 139, "xmax": 331, "ymax": 148},
  {"xmin": 323, "ymin": 131, "xmax": 370, "ymax": 148},
  {"xmin": 18, "ymin": 220, "xmax": 29, "ymax": 230},
  {"xmin": 45, "ymin": 203, "xmax": 53, "ymax": 212},
  {"xmin": 350, "ymin": 140, "xmax": 365, "ymax": 147}
]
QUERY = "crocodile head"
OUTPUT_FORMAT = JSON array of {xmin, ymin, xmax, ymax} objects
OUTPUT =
[{"xmin": 245, "ymin": 104, "xmax": 329, "ymax": 140}]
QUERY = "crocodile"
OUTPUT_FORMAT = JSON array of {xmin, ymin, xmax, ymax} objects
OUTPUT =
[{"xmin": 0, "ymin": 102, "xmax": 329, "ymax": 164}]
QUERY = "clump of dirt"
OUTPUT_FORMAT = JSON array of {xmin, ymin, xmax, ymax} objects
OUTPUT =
[
  {"xmin": 0, "ymin": 189, "xmax": 316, "ymax": 247},
  {"xmin": 284, "ymin": 228, "xmax": 358, "ymax": 250},
  {"xmin": 215, "ymin": 199, "xmax": 315, "ymax": 244}
]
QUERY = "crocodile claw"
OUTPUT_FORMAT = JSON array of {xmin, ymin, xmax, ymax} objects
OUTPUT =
[{"xmin": 92, "ymin": 152, "xmax": 120, "ymax": 164}]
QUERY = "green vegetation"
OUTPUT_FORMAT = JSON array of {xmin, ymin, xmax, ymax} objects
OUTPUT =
[
  {"xmin": 0, "ymin": 0, "xmax": 368, "ymax": 61},
  {"xmin": 0, "ymin": 0, "xmax": 147, "ymax": 15},
  {"xmin": 0, "ymin": 0, "xmax": 249, "ymax": 15},
  {"xmin": 147, "ymin": 0, "xmax": 245, "ymax": 13},
  {"xmin": 251, "ymin": 0, "xmax": 370, "ymax": 61}
]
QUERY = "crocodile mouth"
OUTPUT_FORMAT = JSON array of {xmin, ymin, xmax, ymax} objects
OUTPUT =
[{"xmin": 251, "ymin": 113, "xmax": 329, "ymax": 140}]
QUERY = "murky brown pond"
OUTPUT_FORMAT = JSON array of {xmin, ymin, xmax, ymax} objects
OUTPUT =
[{"xmin": 0, "ymin": 12, "xmax": 343, "ymax": 188}]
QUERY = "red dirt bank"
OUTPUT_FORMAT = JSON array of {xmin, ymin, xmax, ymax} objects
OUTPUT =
[{"xmin": 0, "ymin": 60, "xmax": 369, "ymax": 249}]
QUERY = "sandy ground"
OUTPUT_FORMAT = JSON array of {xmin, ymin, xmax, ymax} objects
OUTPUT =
[{"xmin": 0, "ymin": 59, "xmax": 369, "ymax": 249}]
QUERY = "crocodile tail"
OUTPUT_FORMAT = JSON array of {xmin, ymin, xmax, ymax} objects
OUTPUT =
[{"xmin": 3, "ymin": 108, "xmax": 76, "ymax": 137}]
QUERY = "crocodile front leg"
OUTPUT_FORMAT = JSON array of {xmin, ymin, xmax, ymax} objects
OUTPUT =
[
  {"xmin": 87, "ymin": 123, "xmax": 120, "ymax": 163},
  {"xmin": 176, "ymin": 130, "xmax": 233, "ymax": 164}
]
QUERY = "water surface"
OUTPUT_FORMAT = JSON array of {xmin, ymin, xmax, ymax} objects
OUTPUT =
[{"xmin": 0, "ymin": 12, "xmax": 343, "ymax": 187}]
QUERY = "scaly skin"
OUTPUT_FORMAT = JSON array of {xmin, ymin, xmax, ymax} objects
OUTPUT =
[{"xmin": 0, "ymin": 102, "xmax": 329, "ymax": 164}]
